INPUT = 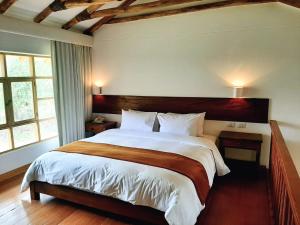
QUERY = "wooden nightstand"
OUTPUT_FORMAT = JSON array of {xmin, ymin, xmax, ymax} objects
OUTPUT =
[
  {"xmin": 219, "ymin": 131, "xmax": 263, "ymax": 165},
  {"xmin": 85, "ymin": 121, "xmax": 117, "ymax": 136}
]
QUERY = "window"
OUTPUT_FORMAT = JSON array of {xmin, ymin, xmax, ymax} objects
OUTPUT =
[{"xmin": 0, "ymin": 53, "xmax": 58, "ymax": 153}]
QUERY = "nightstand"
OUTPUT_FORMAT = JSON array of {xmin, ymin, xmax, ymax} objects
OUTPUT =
[
  {"xmin": 85, "ymin": 121, "xmax": 117, "ymax": 136},
  {"xmin": 219, "ymin": 131, "xmax": 263, "ymax": 165}
]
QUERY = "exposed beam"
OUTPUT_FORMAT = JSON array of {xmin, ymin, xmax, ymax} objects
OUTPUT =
[
  {"xmin": 84, "ymin": 16, "xmax": 115, "ymax": 34},
  {"xmin": 83, "ymin": 0, "xmax": 136, "ymax": 35},
  {"xmin": 0, "ymin": 0, "xmax": 16, "ymax": 14},
  {"xmin": 62, "ymin": 4, "xmax": 104, "ymax": 29},
  {"xmin": 65, "ymin": 0, "xmax": 121, "ymax": 8},
  {"xmin": 107, "ymin": 0, "xmax": 276, "ymax": 24},
  {"xmin": 34, "ymin": 0, "xmax": 66, "ymax": 23},
  {"xmin": 280, "ymin": 0, "xmax": 300, "ymax": 8},
  {"xmin": 89, "ymin": 0, "xmax": 204, "ymax": 19},
  {"xmin": 34, "ymin": 0, "xmax": 118, "ymax": 23}
]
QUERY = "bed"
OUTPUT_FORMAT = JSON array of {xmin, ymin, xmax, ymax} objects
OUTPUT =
[{"xmin": 21, "ymin": 128, "xmax": 229, "ymax": 225}]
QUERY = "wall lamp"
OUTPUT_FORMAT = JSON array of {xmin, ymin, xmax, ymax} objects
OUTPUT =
[
  {"xmin": 93, "ymin": 85, "xmax": 102, "ymax": 95},
  {"xmin": 233, "ymin": 86, "xmax": 244, "ymax": 98}
]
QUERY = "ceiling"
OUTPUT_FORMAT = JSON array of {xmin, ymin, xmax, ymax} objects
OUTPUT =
[
  {"xmin": 3, "ymin": 0, "xmax": 221, "ymax": 32},
  {"xmin": 4, "ymin": 0, "xmax": 118, "ymax": 32},
  {"xmin": 0, "ymin": 0, "xmax": 299, "ymax": 35}
]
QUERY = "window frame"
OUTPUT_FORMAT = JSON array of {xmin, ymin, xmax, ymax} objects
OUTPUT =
[{"xmin": 0, "ymin": 52, "xmax": 57, "ymax": 154}]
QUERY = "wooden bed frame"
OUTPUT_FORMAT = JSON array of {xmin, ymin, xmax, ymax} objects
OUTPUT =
[
  {"xmin": 30, "ymin": 181, "xmax": 169, "ymax": 225},
  {"xmin": 29, "ymin": 95, "xmax": 271, "ymax": 224},
  {"xmin": 92, "ymin": 95, "xmax": 269, "ymax": 123},
  {"xmin": 30, "ymin": 120, "xmax": 300, "ymax": 225}
]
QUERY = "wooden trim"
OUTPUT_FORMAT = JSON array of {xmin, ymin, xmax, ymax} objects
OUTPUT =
[
  {"xmin": 269, "ymin": 120, "xmax": 300, "ymax": 225},
  {"xmin": 0, "ymin": 0, "xmax": 16, "ymax": 14},
  {"xmin": 84, "ymin": 16, "xmax": 115, "ymax": 35},
  {"xmin": 108, "ymin": 0, "xmax": 275, "ymax": 24},
  {"xmin": 30, "ymin": 181, "xmax": 169, "ymax": 225},
  {"xmin": 280, "ymin": 0, "xmax": 300, "ymax": 8},
  {"xmin": 0, "ymin": 164, "xmax": 30, "ymax": 183},
  {"xmin": 62, "ymin": 4, "xmax": 104, "ymax": 30},
  {"xmin": 92, "ymin": 95, "xmax": 269, "ymax": 123},
  {"xmin": 34, "ymin": 0, "xmax": 66, "ymax": 23},
  {"xmin": 34, "ymin": 0, "xmax": 117, "ymax": 23},
  {"xmin": 83, "ymin": 0, "xmax": 136, "ymax": 35},
  {"xmin": 30, "ymin": 181, "xmax": 40, "ymax": 200},
  {"xmin": 64, "ymin": 0, "xmax": 121, "ymax": 8},
  {"xmin": 89, "ymin": 0, "xmax": 204, "ymax": 19}
]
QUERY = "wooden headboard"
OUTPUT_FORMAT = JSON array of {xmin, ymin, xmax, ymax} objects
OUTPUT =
[{"xmin": 92, "ymin": 95, "xmax": 269, "ymax": 123}]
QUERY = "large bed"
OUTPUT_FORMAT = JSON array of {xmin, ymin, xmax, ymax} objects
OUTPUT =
[{"xmin": 21, "ymin": 128, "xmax": 229, "ymax": 225}]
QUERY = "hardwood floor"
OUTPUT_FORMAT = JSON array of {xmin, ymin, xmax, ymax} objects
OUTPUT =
[
  {"xmin": 0, "ymin": 166, "xmax": 272, "ymax": 225},
  {"xmin": 198, "ymin": 165, "xmax": 273, "ymax": 225}
]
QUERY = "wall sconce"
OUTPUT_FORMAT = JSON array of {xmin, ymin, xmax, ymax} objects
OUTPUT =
[
  {"xmin": 93, "ymin": 85, "xmax": 102, "ymax": 95},
  {"xmin": 233, "ymin": 86, "xmax": 244, "ymax": 98}
]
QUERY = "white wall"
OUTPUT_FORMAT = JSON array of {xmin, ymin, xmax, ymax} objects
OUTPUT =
[
  {"xmin": 0, "ymin": 138, "xmax": 58, "ymax": 174},
  {"xmin": 0, "ymin": 31, "xmax": 51, "ymax": 55},
  {"xmin": 92, "ymin": 3, "xmax": 300, "ymax": 172},
  {"xmin": 0, "ymin": 31, "xmax": 59, "ymax": 175},
  {"xmin": 0, "ymin": 14, "xmax": 93, "ymax": 47}
]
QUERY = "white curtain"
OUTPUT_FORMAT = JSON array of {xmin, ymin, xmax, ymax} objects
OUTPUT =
[{"xmin": 51, "ymin": 41, "xmax": 92, "ymax": 145}]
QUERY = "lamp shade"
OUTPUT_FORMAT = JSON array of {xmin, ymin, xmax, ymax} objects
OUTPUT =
[
  {"xmin": 93, "ymin": 85, "xmax": 102, "ymax": 95},
  {"xmin": 233, "ymin": 86, "xmax": 243, "ymax": 98}
]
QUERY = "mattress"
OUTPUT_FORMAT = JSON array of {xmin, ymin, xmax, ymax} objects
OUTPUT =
[
  {"xmin": 21, "ymin": 129, "xmax": 229, "ymax": 225},
  {"xmin": 203, "ymin": 134, "xmax": 217, "ymax": 143}
]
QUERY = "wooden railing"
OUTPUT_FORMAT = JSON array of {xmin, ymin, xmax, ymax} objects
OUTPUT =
[{"xmin": 270, "ymin": 120, "xmax": 300, "ymax": 225}]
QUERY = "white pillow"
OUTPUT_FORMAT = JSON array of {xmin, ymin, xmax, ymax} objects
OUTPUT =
[
  {"xmin": 157, "ymin": 112, "xmax": 206, "ymax": 136},
  {"xmin": 120, "ymin": 110, "xmax": 157, "ymax": 132},
  {"xmin": 196, "ymin": 112, "xmax": 206, "ymax": 136},
  {"xmin": 129, "ymin": 109, "xmax": 160, "ymax": 132}
]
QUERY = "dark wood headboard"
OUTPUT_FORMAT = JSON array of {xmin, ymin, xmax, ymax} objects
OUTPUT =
[{"xmin": 92, "ymin": 95, "xmax": 269, "ymax": 123}]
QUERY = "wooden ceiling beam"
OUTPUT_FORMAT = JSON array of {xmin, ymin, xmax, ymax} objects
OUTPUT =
[
  {"xmin": 83, "ymin": 0, "xmax": 136, "ymax": 35},
  {"xmin": 107, "ymin": 0, "xmax": 276, "ymax": 24},
  {"xmin": 34, "ymin": 0, "xmax": 118, "ymax": 23},
  {"xmin": 65, "ymin": 0, "xmax": 121, "ymax": 8},
  {"xmin": 62, "ymin": 4, "xmax": 104, "ymax": 29},
  {"xmin": 34, "ymin": 0, "xmax": 66, "ymax": 23},
  {"xmin": 0, "ymin": 0, "xmax": 16, "ymax": 14},
  {"xmin": 280, "ymin": 0, "xmax": 300, "ymax": 8},
  {"xmin": 89, "ymin": 0, "xmax": 204, "ymax": 19}
]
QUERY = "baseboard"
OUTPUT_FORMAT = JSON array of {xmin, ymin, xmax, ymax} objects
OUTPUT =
[{"xmin": 0, "ymin": 164, "xmax": 30, "ymax": 183}]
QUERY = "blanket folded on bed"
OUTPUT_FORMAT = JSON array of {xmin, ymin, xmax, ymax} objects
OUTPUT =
[{"xmin": 55, "ymin": 141, "xmax": 210, "ymax": 204}]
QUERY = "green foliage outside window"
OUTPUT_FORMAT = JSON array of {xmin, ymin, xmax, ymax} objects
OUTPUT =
[{"xmin": 0, "ymin": 53, "xmax": 58, "ymax": 153}]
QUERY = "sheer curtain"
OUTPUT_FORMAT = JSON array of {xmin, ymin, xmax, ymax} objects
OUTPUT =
[{"xmin": 51, "ymin": 41, "xmax": 92, "ymax": 145}]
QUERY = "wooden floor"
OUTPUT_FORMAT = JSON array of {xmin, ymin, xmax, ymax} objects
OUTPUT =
[
  {"xmin": 0, "ymin": 166, "xmax": 272, "ymax": 225},
  {"xmin": 198, "ymin": 165, "xmax": 273, "ymax": 225}
]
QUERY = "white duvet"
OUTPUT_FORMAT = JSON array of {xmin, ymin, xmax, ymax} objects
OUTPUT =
[{"xmin": 21, "ymin": 129, "xmax": 229, "ymax": 225}]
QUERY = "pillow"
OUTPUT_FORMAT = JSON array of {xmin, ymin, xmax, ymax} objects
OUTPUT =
[
  {"xmin": 129, "ymin": 110, "xmax": 159, "ymax": 131},
  {"xmin": 120, "ymin": 110, "xmax": 157, "ymax": 132},
  {"xmin": 130, "ymin": 109, "xmax": 160, "ymax": 132},
  {"xmin": 196, "ymin": 112, "xmax": 206, "ymax": 136},
  {"xmin": 157, "ymin": 112, "xmax": 206, "ymax": 136}
]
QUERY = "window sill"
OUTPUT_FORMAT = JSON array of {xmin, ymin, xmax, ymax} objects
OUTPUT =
[{"xmin": 0, "ymin": 136, "xmax": 58, "ymax": 156}]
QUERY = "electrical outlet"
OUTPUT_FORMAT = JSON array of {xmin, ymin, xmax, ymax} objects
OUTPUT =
[
  {"xmin": 228, "ymin": 122, "xmax": 236, "ymax": 128},
  {"xmin": 238, "ymin": 122, "xmax": 247, "ymax": 128}
]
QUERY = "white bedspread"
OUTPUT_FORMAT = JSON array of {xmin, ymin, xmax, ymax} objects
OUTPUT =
[{"xmin": 21, "ymin": 129, "xmax": 229, "ymax": 225}]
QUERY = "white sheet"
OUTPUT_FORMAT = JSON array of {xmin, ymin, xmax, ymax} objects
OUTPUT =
[
  {"xmin": 21, "ymin": 129, "xmax": 229, "ymax": 225},
  {"xmin": 203, "ymin": 134, "xmax": 217, "ymax": 143}
]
